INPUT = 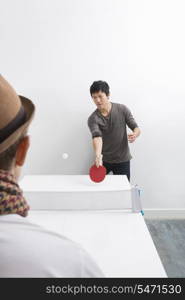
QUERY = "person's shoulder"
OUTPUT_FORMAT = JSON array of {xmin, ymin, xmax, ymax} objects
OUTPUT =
[
  {"xmin": 113, "ymin": 102, "xmax": 128, "ymax": 112},
  {"xmin": 1, "ymin": 216, "xmax": 103, "ymax": 277},
  {"xmin": 28, "ymin": 219, "xmax": 80, "ymax": 247},
  {"xmin": 26, "ymin": 220, "xmax": 95, "ymax": 261},
  {"xmin": 79, "ymin": 246, "xmax": 104, "ymax": 277},
  {"xmin": 36, "ymin": 224, "xmax": 103, "ymax": 277},
  {"xmin": 88, "ymin": 109, "xmax": 99, "ymax": 123},
  {"xmin": 1, "ymin": 216, "xmax": 84, "ymax": 260}
]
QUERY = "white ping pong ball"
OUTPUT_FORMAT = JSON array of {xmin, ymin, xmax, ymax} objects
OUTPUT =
[{"xmin": 62, "ymin": 153, "xmax": 68, "ymax": 159}]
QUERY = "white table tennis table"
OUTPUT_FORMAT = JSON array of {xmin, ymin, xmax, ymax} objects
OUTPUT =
[{"xmin": 20, "ymin": 175, "xmax": 167, "ymax": 277}]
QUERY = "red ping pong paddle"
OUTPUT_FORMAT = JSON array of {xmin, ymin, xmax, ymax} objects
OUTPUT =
[{"xmin": 89, "ymin": 164, "xmax": 107, "ymax": 183}]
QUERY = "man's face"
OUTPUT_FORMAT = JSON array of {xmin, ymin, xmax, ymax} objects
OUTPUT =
[{"xmin": 91, "ymin": 91, "xmax": 109, "ymax": 109}]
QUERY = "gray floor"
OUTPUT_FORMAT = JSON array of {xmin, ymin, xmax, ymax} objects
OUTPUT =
[{"xmin": 145, "ymin": 218, "xmax": 185, "ymax": 278}]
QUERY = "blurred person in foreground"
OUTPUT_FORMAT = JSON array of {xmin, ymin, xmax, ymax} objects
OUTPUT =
[{"xmin": 0, "ymin": 75, "xmax": 103, "ymax": 277}]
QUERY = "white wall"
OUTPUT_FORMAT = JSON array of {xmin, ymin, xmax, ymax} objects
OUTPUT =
[{"xmin": 0, "ymin": 0, "xmax": 185, "ymax": 209}]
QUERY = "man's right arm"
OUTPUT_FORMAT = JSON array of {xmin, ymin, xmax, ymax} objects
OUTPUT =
[
  {"xmin": 92, "ymin": 137, "xmax": 103, "ymax": 167},
  {"xmin": 88, "ymin": 116, "xmax": 103, "ymax": 167}
]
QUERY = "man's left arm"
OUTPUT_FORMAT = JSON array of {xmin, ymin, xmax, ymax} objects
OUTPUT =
[
  {"xmin": 128, "ymin": 127, "xmax": 141, "ymax": 143},
  {"xmin": 123, "ymin": 104, "xmax": 141, "ymax": 143}
]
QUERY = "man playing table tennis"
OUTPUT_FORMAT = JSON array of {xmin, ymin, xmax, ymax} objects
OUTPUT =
[{"xmin": 88, "ymin": 81, "xmax": 141, "ymax": 181}]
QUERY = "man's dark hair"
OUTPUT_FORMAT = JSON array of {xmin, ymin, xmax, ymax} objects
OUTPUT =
[
  {"xmin": 0, "ymin": 135, "xmax": 25, "ymax": 170},
  {"xmin": 90, "ymin": 81, "xmax": 110, "ymax": 96}
]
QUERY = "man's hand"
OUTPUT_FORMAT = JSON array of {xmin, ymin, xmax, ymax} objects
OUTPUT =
[
  {"xmin": 128, "ymin": 133, "xmax": 137, "ymax": 143},
  {"xmin": 95, "ymin": 154, "xmax": 103, "ymax": 168},
  {"xmin": 128, "ymin": 127, "xmax": 141, "ymax": 143}
]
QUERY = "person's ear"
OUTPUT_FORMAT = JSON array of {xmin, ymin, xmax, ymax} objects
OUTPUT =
[{"xmin": 15, "ymin": 135, "xmax": 30, "ymax": 167}]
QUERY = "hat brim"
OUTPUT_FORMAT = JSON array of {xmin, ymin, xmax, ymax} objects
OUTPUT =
[{"xmin": 0, "ymin": 95, "xmax": 35, "ymax": 154}]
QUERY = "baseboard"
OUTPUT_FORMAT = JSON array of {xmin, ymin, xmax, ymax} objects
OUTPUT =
[{"xmin": 143, "ymin": 209, "xmax": 185, "ymax": 219}]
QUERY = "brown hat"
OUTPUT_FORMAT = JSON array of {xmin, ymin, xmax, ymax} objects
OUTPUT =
[{"xmin": 0, "ymin": 75, "xmax": 35, "ymax": 154}]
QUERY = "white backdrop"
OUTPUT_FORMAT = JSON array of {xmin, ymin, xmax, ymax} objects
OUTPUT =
[{"xmin": 0, "ymin": 0, "xmax": 185, "ymax": 209}]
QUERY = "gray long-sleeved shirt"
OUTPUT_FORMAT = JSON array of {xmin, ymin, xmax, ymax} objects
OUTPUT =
[{"xmin": 87, "ymin": 102, "xmax": 138, "ymax": 163}]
